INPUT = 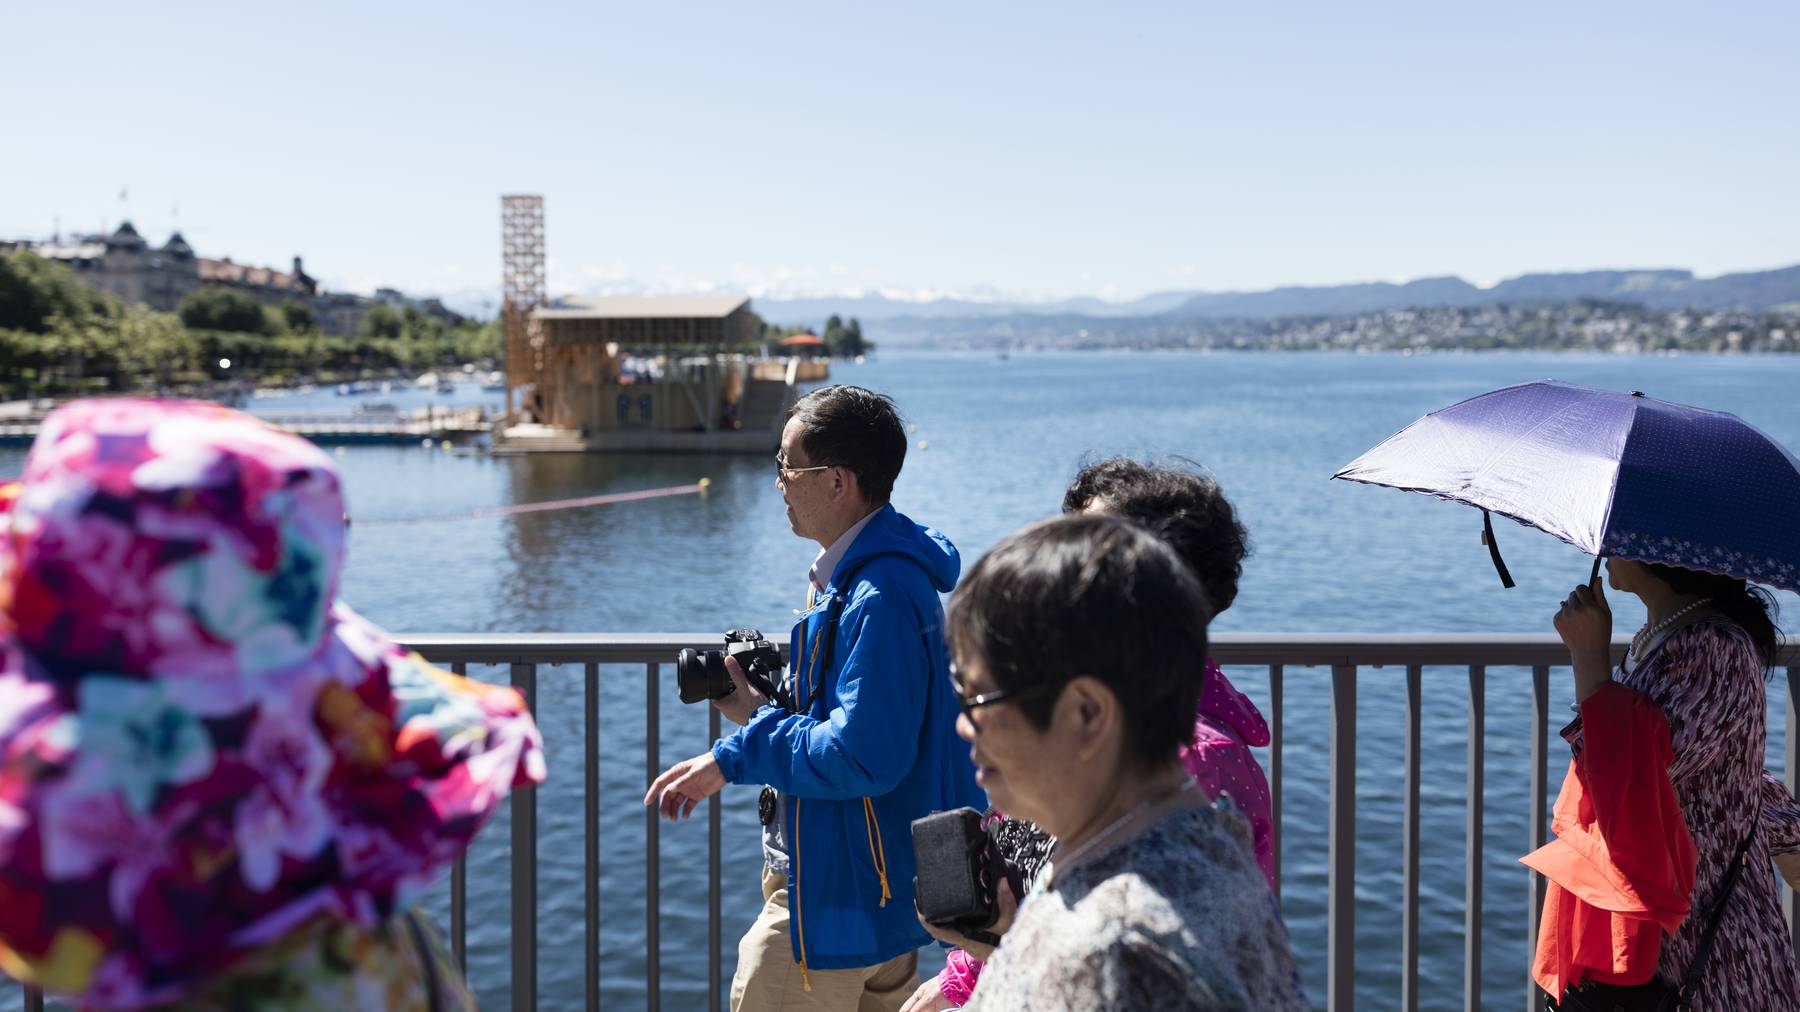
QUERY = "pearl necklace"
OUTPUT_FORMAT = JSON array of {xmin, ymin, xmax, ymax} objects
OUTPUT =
[
  {"xmin": 1048, "ymin": 777, "xmax": 1197, "ymax": 884},
  {"xmin": 1631, "ymin": 597, "xmax": 1713, "ymax": 661}
]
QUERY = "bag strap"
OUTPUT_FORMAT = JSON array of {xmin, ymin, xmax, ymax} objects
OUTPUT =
[
  {"xmin": 1677, "ymin": 824, "xmax": 1756, "ymax": 1004},
  {"xmin": 794, "ymin": 557, "xmax": 873, "ymax": 714}
]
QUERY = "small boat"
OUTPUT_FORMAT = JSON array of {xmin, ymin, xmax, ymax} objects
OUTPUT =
[{"xmin": 435, "ymin": 377, "xmax": 456, "ymax": 395}]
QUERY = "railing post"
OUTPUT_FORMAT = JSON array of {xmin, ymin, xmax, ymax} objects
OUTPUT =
[
  {"xmin": 1329, "ymin": 662, "xmax": 1356, "ymax": 1012},
  {"xmin": 1465, "ymin": 665, "xmax": 1485, "ymax": 1012},
  {"xmin": 586, "ymin": 662, "xmax": 601, "ymax": 1012},
  {"xmin": 1401, "ymin": 664, "xmax": 1421, "ymax": 1012},
  {"xmin": 646, "ymin": 661, "xmax": 661, "ymax": 1012},
  {"xmin": 1269, "ymin": 663, "xmax": 1284, "ymax": 901},
  {"xmin": 1528, "ymin": 665, "xmax": 1550, "ymax": 1012},
  {"xmin": 511, "ymin": 662, "xmax": 538, "ymax": 1012},
  {"xmin": 709, "ymin": 705, "xmax": 724, "ymax": 1012}
]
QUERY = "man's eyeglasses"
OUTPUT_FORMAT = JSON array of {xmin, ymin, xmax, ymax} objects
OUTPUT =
[{"xmin": 775, "ymin": 455, "xmax": 834, "ymax": 481}]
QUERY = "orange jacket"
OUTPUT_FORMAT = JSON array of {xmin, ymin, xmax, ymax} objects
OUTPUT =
[{"xmin": 1520, "ymin": 681, "xmax": 1698, "ymax": 997}]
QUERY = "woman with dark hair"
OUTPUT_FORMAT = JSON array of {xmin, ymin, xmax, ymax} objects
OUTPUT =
[
  {"xmin": 908, "ymin": 458, "xmax": 1272, "ymax": 1011},
  {"xmin": 935, "ymin": 515, "xmax": 1302, "ymax": 1010},
  {"xmin": 1539, "ymin": 559, "xmax": 1800, "ymax": 1010},
  {"xmin": 1060, "ymin": 458, "xmax": 1272, "ymax": 890}
]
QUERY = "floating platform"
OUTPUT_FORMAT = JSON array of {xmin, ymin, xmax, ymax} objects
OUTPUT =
[{"xmin": 490, "ymin": 423, "xmax": 777, "ymax": 455}]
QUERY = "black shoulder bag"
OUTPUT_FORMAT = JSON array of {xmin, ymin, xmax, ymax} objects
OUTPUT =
[{"xmin": 1550, "ymin": 828, "xmax": 1756, "ymax": 1012}]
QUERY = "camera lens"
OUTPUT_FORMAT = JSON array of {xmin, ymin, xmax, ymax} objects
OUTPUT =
[{"xmin": 675, "ymin": 647, "xmax": 733, "ymax": 704}]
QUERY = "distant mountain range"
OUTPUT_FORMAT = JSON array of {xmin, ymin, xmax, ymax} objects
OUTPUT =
[{"xmin": 754, "ymin": 263, "xmax": 1800, "ymax": 327}]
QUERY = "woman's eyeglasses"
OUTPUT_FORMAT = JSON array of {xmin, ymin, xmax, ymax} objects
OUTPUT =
[{"xmin": 952, "ymin": 666, "xmax": 1059, "ymax": 723}]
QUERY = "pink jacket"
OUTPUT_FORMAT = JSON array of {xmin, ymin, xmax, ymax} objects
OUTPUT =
[
  {"xmin": 1186, "ymin": 657, "xmax": 1277, "ymax": 892},
  {"xmin": 935, "ymin": 658, "xmax": 1275, "ymax": 1004}
]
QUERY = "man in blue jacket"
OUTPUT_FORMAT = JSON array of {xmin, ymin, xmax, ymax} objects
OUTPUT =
[{"xmin": 645, "ymin": 385, "xmax": 983, "ymax": 1010}]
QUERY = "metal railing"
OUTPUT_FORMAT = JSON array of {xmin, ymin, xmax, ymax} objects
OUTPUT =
[{"xmin": 11, "ymin": 632, "xmax": 1800, "ymax": 1011}]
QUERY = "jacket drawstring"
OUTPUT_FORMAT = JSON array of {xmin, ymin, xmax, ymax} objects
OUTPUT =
[
  {"xmin": 793, "ymin": 797, "xmax": 811, "ymax": 991},
  {"xmin": 862, "ymin": 797, "xmax": 891, "ymax": 906},
  {"xmin": 790, "ymin": 612, "xmax": 827, "ymax": 992}
]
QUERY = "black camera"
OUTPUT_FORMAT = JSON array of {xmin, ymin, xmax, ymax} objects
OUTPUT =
[
  {"xmin": 676, "ymin": 628, "xmax": 785, "ymax": 706},
  {"xmin": 911, "ymin": 807, "xmax": 1020, "ymax": 938}
]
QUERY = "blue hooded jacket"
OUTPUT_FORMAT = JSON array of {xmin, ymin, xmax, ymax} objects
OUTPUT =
[{"xmin": 712, "ymin": 504, "xmax": 985, "ymax": 974}]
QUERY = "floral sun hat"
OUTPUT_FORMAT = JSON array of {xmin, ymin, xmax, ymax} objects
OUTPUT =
[{"xmin": 0, "ymin": 399, "xmax": 546, "ymax": 1008}]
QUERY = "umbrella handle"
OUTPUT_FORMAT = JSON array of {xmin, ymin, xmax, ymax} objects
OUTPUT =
[
  {"xmin": 1481, "ymin": 510, "xmax": 1517, "ymax": 589},
  {"xmin": 1590, "ymin": 554, "xmax": 1604, "ymax": 586}
]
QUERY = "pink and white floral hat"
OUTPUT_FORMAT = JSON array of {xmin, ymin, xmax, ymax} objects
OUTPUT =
[{"xmin": 0, "ymin": 399, "xmax": 546, "ymax": 1008}]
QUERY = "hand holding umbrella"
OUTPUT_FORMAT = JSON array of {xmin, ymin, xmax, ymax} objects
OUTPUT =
[{"xmin": 1553, "ymin": 573, "xmax": 1612, "ymax": 700}]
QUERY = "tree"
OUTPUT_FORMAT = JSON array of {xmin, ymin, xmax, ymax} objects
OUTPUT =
[
  {"xmin": 822, "ymin": 314, "xmax": 846, "ymax": 351},
  {"xmin": 179, "ymin": 286, "xmax": 272, "ymax": 334},
  {"xmin": 0, "ymin": 250, "xmax": 114, "ymax": 332},
  {"xmin": 281, "ymin": 301, "xmax": 317, "ymax": 333},
  {"xmin": 358, "ymin": 304, "xmax": 403, "ymax": 339},
  {"xmin": 842, "ymin": 316, "xmax": 870, "ymax": 357}
]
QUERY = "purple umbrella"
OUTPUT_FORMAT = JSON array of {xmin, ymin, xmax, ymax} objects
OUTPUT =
[{"xmin": 1333, "ymin": 380, "xmax": 1800, "ymax": 592}]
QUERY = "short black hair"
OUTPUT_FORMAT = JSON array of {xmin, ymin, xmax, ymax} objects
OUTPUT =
[
  {"xmin": 1062, "ymin": 457, "xmax": 1249, "ymax": 614},
  {"xmin": 790, "ymin": 385, "xmax": 907, "ymax": 504},
  {"xmin": 948, "ymin": 514, "xmax": 1212, "ymax": 768}
]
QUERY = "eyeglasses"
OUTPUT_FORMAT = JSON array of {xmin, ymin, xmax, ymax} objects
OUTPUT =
[
  {"xmin": 775, "ymin": 454, "xmax": 834, "ymax": 481},
  {"xmin": 951, "ymin": 668, "xmax": 1059, "ymax": 723}
]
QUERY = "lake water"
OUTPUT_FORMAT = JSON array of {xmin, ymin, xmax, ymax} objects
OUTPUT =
[{"xmin": 5, "ymin": 351, "xmax": 1800, "ymax": 1010}]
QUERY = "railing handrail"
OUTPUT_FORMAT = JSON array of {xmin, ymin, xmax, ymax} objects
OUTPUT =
[{"xmin": 396, "ymin": 630, "xmax": 1800, "ymax": 667}]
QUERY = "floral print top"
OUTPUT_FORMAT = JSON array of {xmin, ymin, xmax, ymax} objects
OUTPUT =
[
  {"xmin": 0, "ymin": 399, "xmax": 546, "ymax": 1008},
  {"xmin": 1567, "ymin": 618, "xmax": 1800, "ymax": 1010},
  {"xmin": 153, "ymin": 910, "xmax": 473, "ymax": 1011}
]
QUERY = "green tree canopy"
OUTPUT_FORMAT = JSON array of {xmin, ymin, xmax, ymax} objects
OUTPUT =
[
  {"xmin": 828, "ymin": 316, "xmax": 870, "ymax": 357},
  {"xmin": 179, "ymin": 286, "xmax": 273, "ymax": 334},
  {"xmin": 358, "ymin": 303, "xmax": 403, "ymax": 339},
  {"xmin": 281, "ymin": 301, "xmax": 317, "ymax": 333},
  {"xmin": 0, "ymin": 250, "xmax": 114, "ymax": 332}
]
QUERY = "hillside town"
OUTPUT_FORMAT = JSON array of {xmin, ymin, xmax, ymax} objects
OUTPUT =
[{"xmin": 872, "ymin": 299, "xmax": 1800, "ymax": 354}]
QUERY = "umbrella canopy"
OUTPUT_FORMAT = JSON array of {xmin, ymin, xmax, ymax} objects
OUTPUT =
[
  {"xmin": 780, "ymin": 333, "xmax": 826, "ymax": 346},
  {"xmin": 1334, "ymin": 380, "xmax": 1800, "ymax": 592}
]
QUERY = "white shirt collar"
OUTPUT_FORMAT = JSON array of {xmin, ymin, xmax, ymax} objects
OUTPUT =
[{"xmin": 810, "ymin": 507, "xmax": 881, "ymax": 595}]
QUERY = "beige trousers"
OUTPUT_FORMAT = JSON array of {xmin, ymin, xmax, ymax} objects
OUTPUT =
[{"xmin": 729, "ymin": 865, "xmax": 919, "ymax": 1012}]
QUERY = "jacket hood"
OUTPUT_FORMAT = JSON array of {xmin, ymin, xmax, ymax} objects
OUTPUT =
[
  {"xmin": 1199, "ymin": 658, "xmax": 1271, "ymax": 748},
  {"xmin": 831, "ymin": 504, "xmax": 960, "ymax": 593}
]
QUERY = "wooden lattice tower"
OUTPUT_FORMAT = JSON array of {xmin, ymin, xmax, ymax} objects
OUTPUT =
[{"xmin": 500, "ymin": 195, "xmax": 546, "ymax": 421}]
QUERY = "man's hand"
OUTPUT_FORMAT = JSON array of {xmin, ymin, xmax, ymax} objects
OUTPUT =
[
  {"xmin": 713, "ymin": 655, "xmax": 771, "ymax": 726},
  {"xmin": 1554, "ymin": 575, "xmax": 1614, "ymax": 702},
  {"xmin": 914, "ymin": 878, "xmax": 1018, "ymax": 962},
  {"xmin": 899, "ymin": 979, "xmax": 956, "ymax": 1012},
  {"xmin": 644, "ymin": 751, "xmax": 727, "ymax": 821}
]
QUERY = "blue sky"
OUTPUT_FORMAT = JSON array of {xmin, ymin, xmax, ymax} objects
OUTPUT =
[{"xmin": 3, "ymin": 1, "xmax": 1796, "ymax": 308}]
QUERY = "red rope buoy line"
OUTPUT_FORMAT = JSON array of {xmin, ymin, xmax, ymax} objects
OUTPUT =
[{"xmin": 355, "ymin": 480, "xmax": 709, "ymax": 526}]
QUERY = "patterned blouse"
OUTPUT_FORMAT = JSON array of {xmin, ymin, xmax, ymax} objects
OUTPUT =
[
  {"xmin": 1572, "ymin": 618, "xmax": 1800, "ymax": 1010},
  {"xmin": 144, "ymin": 910, "xmax": 472, "ymax": 1012},
  {"xmin": 961, "ymin": 799, "xmax": 1306, "ymax": 1012}
]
